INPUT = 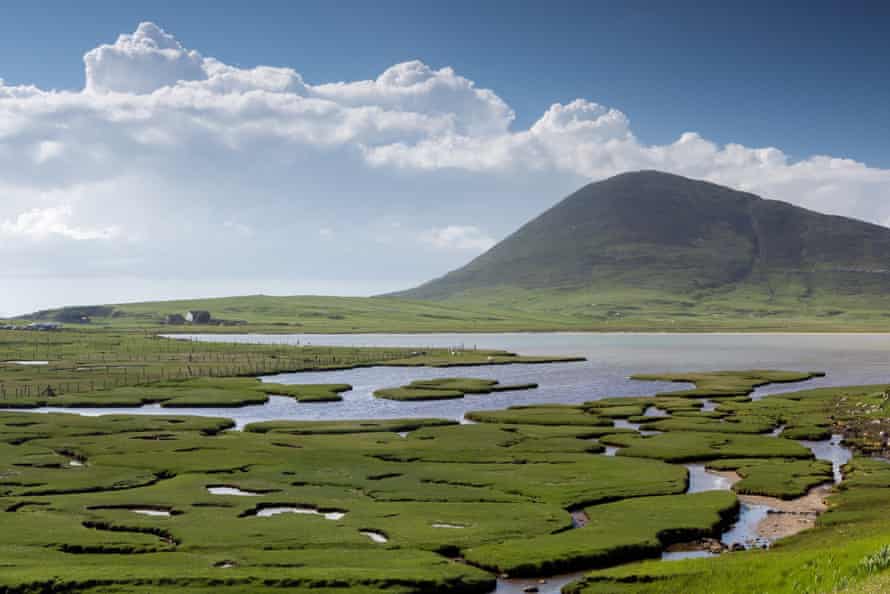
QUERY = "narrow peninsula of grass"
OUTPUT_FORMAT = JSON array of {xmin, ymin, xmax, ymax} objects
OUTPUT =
[{"xmin": 707, "ymin": 458, "xmax": 834, "ymax": 499}]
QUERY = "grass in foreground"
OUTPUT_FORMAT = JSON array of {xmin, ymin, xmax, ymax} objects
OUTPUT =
[{"xmin": 2, "ymin": 365, "xmax": 890, "ymax": 593}]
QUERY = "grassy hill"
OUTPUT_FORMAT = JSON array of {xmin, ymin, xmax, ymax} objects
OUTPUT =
[
  {"xmin": 389, "ymin": 170, "xmax": 890, "ymax": 331},
  {"xmin": 400, "ymin": 170, "xmax": 890, "ymax": 297},
  {"xmin": 15, "ymin": 171, "xmax": 890, "ymax": 333}
]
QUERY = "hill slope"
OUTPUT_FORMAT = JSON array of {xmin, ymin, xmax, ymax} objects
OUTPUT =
[
  {"xmin": 15, "ymin": 171, "xmax": 890, "ymax": 333},
  {"xmin": 399, "ymin": 170, "xmax": 890, "ymax": 300}
]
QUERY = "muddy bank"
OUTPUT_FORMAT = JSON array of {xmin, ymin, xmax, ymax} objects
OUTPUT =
[{"xmin": 739, "ymin": 484, "xmax": 831, "ymax": 541}]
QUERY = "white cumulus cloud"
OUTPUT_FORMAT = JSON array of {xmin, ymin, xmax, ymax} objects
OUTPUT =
[
  {"xmin": 420, "ymin": 226, "xmax": 496, "ymax": 251},
  {"xmin": 1, "ymin": 21, "xmax": 890, "ymax": 313},
  {"xmin": 84, "ymin": 22, "xmax": 206, "ymax": 93},
  {"xmin": 1, "ymin": 205, "xmax": 120, "ymax": 241}
]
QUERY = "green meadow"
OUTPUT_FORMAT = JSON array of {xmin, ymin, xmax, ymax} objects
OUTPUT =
[{"xmin": 15, "ymin": 287, "xmax": 890, "ymax": 333}]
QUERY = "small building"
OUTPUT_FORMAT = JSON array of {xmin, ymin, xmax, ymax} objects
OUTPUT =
[
  {"xmin": 165, "ymin": 313, "xmax": 187, "ymax": 325},
  {"xmin": 185, "ymin": 310, "xmax": 212, "ymax": 324},
  {"xmin": 26, "ymin": 322, "xmax": 62, "ymax": 331}
]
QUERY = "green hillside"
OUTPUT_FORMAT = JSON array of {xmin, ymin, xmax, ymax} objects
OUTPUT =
[
  {"xmin": 16, "ymin": 171, "xmax": 890, "ymax": 332},
  {"xmin": 400, "ymin": 170, "xmax": 890, "ymax": 297},
  {"xmin": 389, "ymin": 170, "xmax": 890, "ymax": 331}
]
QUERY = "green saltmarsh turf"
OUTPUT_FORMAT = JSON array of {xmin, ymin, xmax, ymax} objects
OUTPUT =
[
  {"xmin": 0, "ymin": 328, "xmax": 578, "ymax": 409},
  {"xmin": 3, "ymin": 367, "xmax": 890, "ymax": 592},
  {"xmin": 374, "ymin": 377, "xmax": 537, "ymax": 401},
  {"xmin": 564, "ymin": 459, "xmax": 890, "ymax": 594},
  {"xmin": 464, "ymin": 491, "xmax": 738, "ymax": 577},
  {"xmin": 707, "ymin": 458, "xmax": 834, "ymax": 499},
  {"xmin": 20, "ymin": 288, "xmax": 890, "ymax": 333},
  {"xmin": 0, "ymin": 412, "xmax": 687, "ymax": 592}
]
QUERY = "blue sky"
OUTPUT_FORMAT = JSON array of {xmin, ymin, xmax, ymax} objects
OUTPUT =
[
  {"xmin": 4, "ymin": 1, "xmax": 888, "ymax": 167},
  {"xmin": 0, "ymin": 2, "xmax": 889, "ymax": 315}
]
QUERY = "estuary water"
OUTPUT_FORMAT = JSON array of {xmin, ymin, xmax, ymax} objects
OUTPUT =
[{"xmin": 134, "ymin": 332, "xmax": 890, "ymax": 425}]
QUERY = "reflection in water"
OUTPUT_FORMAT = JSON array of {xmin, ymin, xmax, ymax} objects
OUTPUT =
[
  {"xmin": 361, "ymin": 530, "xmax": 388, "ymax": 543},
  {"xmin": 613, "ymin": 419, "xmax": 640, "ymax": 431},
  {"xmin": 131, "ymin": 509, "xmax": 172, "ymax": 517},
  {"xmin": 800, "ymin": 434, "xmax": 852, "ymax": 483},
  {"xmin": 18, "ymin": 332, "xmax": 890, "ymax": 427},
  {"xmin": 721, "ymin": 503, "xmax": 772, "ymax": 549},
  {"xmin": 207, "ymin": 486, "xmax": 263, "ymax": 496},
  {"xmin": 685, "ymin": 465, "xmax": 735, "ymax": 494},
  {"xmin": 255, "ymin": 506, "xmax": 345, "ymax": 520},
  {"xmin": 644, "ymin": 406, "xmax": 669, "ymax": 417}
]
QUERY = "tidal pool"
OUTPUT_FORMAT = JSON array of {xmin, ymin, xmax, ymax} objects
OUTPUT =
[
  {"xmin": 685, "ymin": 464, "xmax": 735, "ymax": 493},
  {"xmin": 361, "ymin": 530, "xmax": 388, "ymax": 543},
  {"xmin": 207, "ymin": 486, "xmax": 264, "ymax": 496},
  {"xmin": 721, "ymin": 503, "xmax": 772, "ymax": 549},
  {"xmin": 801, "ymin": 434, "xmax": 852, "ymax": 483},
  {"xmin": 254, "ymin": 506, "xmax": 345, "ymax": 520},
  {"xmin": 131, "ymin": 509, "xmax": 173, "ymax": 517}
]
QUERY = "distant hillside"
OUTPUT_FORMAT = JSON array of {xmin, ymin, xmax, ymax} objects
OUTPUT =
[
  {"xmin": 18, "ymin": 171, "xmax": 890, "ymax": 333},
  {"xmin": 18, "ymin": 295, "xmax": 574, "ymax": 333},
  {"xmin": 398, "ymin": 170, "xmax": 890, "ymax": 300}
]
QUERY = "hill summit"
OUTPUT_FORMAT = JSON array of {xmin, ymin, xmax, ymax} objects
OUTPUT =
[{"xmin": 398, "ymin": 171, "xmax": 890, "ymax": 300}]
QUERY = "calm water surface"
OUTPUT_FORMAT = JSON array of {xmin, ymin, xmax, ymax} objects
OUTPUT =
[{"xmin": 142, "ymin": 333, "xmax": 890, "ymax": 424}]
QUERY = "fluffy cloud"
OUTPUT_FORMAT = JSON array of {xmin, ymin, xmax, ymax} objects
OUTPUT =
[
  {"xmin": 1, "ymin": 205, "xmax": 120, "ymax": 241},
  {"xmin": 420, "ymin": 226, "xmax": 496, "ymax": 251},
  {"xmin": 2, "ymin": 22, "xmax": 890, "ymax": 313},
  {"xmin": 84, "ymin": 22, "xmax": 205, "ymax": 93}
]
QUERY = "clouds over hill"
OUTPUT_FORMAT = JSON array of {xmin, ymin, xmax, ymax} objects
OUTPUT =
[{"xmin": 1, "ymin": 22, "xmax": 889, "ymax": 310}]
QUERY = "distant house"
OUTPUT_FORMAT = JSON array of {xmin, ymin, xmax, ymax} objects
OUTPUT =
[
  {"xmin": 185, "ymin": 310, "xmax": 212, "ymax": 324},
  {"xmin": 165, "ymin": 313, "xmax": 187, "ymax": 325},
  {"xmin": 26, "ymin": 322, "xmax": 61, "ymax": 331}
]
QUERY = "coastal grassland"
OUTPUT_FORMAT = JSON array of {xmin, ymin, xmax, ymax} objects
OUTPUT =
[
  {"xmin": 603, "ymin": 431, "xmax": 813, "ymax": 462},
  {"xmin": 42, "ymin": 377, "xmax": 353, "ymax": 408},
  {"xmin": 3, "ymin": 368, "xmax": 890, "ymax": 593},
  {"xmin": 707, "ymin": 458, "xmax": 834, "ymax": 499},
  {"xmin": 0, "ymin": 411, "xmax": 690, "ymax": 592},
  {"xmin": 0, "ymin": 328, "xmax": 575, "ymax": 409},
  {"xmin": 18, "ymin": 287, "xmax": 890, "ymax": 332},
  {"xmin": 564, "ymin": 459, "xmax": 890, "ymax": 594},
  {"xmin": 374, "ymin": 377, "xmax": 537, "ymax": 401},
  {"xmin": 464, "ymin": 491, "xmax": 738, "ymax": 577}
]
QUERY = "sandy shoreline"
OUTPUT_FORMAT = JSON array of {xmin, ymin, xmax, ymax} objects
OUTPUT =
[
  {"xmin": 705, "ymin": 468, "xmax": 833, "ymax": 543},
  {"xmin": 739, "ymin": 484, "xmax": 831, "ymax": 541}
]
